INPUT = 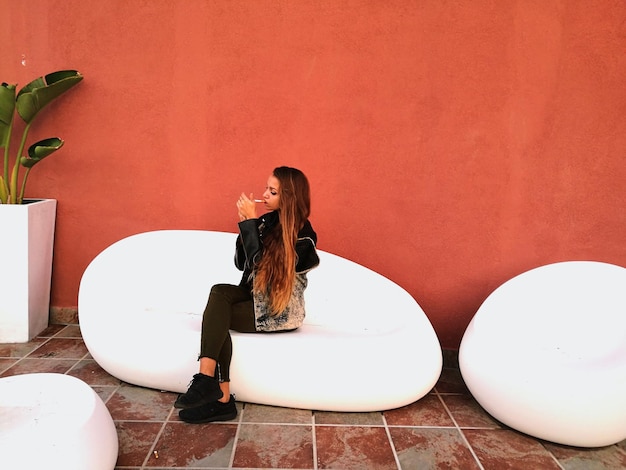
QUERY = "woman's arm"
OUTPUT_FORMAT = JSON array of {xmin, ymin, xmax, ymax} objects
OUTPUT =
[
  {"xmin": 295, "ymin": 236, "xmax": 319, "ymax": 273},
  {"xmin": 234, "ymin": 192, "xmax": 262, "ymax": 271},
  {"xmin": 235, "ymin": 219, "xmax": 262, "ymax": 271},
  {"xmin": 295, "ymin": 220, "xmax": 319, "ymax": 273}
]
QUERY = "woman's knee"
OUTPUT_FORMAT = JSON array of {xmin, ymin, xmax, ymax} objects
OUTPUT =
[
  {"xmin": 209, "ymin": 284, "xmax": 251, "ymax": 305},
  {"xmin": 209, "ymin": 284, "xmax": 231, "ymax": 296}
]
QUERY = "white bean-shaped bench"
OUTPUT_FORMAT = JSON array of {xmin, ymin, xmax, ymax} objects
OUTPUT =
[
  {"xmin": 78, "ymin": 230, "xmax": 442, "ymax": 412},
  {"xmin": 459, "ymin": 261, "xmax": 626, "ymax": 447},
  {"xmin": 0, "ymin": 373, "xmax": 118, "ymax": 469}
]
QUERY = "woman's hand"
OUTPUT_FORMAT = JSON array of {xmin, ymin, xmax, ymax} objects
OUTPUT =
[{"xmin": 237, "ymin": 193, "xmax": 257, "ymax": 221}]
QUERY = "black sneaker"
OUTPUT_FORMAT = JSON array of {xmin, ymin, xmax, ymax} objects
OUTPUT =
[
  {"xmin": 179, "ymin": 395, "xmax": 238, "ymax": 424},
  {"xmin": 174, "ymin": 373, "xmax": 223, "ymax": 409}
]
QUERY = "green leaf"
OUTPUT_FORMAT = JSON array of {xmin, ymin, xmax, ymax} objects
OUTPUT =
[
  {"xmin": 20, "ymin": 137, "xmax": 64, "ymax": 168},
  {"xmin": 0, "ymin": 83, "xmax": 16, "ymax": 148},
  {"xmin": 16, "ymin": 70, "xmax": 83, "ymax": 124}
]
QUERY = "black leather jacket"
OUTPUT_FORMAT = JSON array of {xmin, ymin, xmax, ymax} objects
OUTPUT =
[{"xmin": 234, "ymin": 210, "xmax": 319, "ymax": 290}]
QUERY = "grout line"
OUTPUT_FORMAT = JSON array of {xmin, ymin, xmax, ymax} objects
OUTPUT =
[
  {"xmin": 380, "ymin": 424, "xmax": 458, "ymax": 429},
  {"xmin": 227, "ymin": 402, "xmax": 245, "ymax": 469},
  {"xmin": 52, "ymin": 324, "xmax": 75, "ymax": 337},
  {"xmin": 31, "ymin": 335, "xmax": 53, "ymax": 350},
  {"xmin": 539, "ymin": 441, "xmax": 566, "ymax": 470},
  {"xmin": 64, "ymin": 352, "xmax": 91, "ymax": 374},
  {"xmin": 238, "ymin": 420, "xmax": 316, "ymax": 427},
  {"xmin": 101, "ymin": 383, "xmax": 122, "ymax": 404},
  {"xmin": 311, "ymin": 411, "xmax": 318, "ymax": 470},
  {"xmin": 435, "ymin": 388, "xmax": 485, "ymax": 470},
  {"xmin": 0, "ymin": 355, "xmax": 25, "ymax": 373},
  {"xmin": 12, "ymin": 356, "xmax": 82, "ymax": 362},
  {"xmin": 382, "ymin": 412, "xmax": 402, "ymax": 470},
  {"xmin": 305, "ymin": 422, "xmax": 388, "ymax": 428}
]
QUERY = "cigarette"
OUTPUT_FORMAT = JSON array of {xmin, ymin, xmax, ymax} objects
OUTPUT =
[{"xmin": 254, "ymin": 199, "xmax": 264, "ymax": 203}]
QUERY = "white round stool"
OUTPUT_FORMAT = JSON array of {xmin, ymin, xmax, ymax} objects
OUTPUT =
[
  {"xmin": 0, "ymin": 373, "xmax": 118, "ymax": 469},
  {"xmin": 459, "ymin": 261, "xmax": 626, "ymax": 447}
]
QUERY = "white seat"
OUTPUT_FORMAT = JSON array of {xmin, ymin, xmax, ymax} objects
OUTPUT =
[
  {"xmin": 78, "ymin": 230, "xmax": 442, "ymax": 411},
  {"xmin": 0, "ymin": 373, "xmax": 118, "ymax": 469},
  {"xmin": 459, "ymin": 261, "xmax": 626, "ymax": 447}
]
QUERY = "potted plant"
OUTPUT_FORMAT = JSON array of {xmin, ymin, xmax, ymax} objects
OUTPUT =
[{"xmin": 0, "ymin": 70, "xmax": 83, "ymax": 342}]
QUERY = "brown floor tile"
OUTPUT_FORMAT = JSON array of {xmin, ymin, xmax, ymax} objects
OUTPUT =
[
  {"xmin": 316, "ymin": 425, "xmax": 397, "ymax": 469},
  {"xmin": 242, "ymin": 402, "xmax": 313, "ymax": 424},
  {"xmin": 0, "ymin": 358, "xmax": 78, "ymax": 377},
  {"xmin": 390, "ymin": 427, "xmax": 480, "ymax": 469},
  {"xmin": 384, "ymin": 394, "xmax": 454, "ymax": 427},
  {"xmin": 67, "ymin": 359, "xmax": 121, "ymax": 386},
  {"xmin": 92, "ymin": 385, "xmax": 120, "ymax": 403},
  {"xmin": 0, "ymin": 338, "xmax": 47, "ymax": 358},
  {"xmin": 0, "ymin": 358, "xmax": 18, "ymax": 373},
  {"xmin": 315, "ymin": 410, "xmax": 384, "ymax": 426},
  {"xmin": 53, "ymin": 324, "xmax": 83, "ymax": 338},
  {"xmin": 106, "ymin": 383, "xmax": 177, "ymax": 421},
  {"xmin": 27, "ymin": 337, "xmax": 89, "ymax": 359},
  {"xmin": 146, "ymin": 422, "xmax": 238, "ymax": 468},
  {"xmin": 115, "ymin": 421, "xmax": 163, "ymax": 467},
  {"xmin": 440, "ymin": 394, "xmax": 500, "ymax": 428},
  {"xmin": 233, "ymin": 423, "xmax": 314, "ymax": 468},
  {"xmin": 543, "ymin": 440, "xmax": 626, "ymax": 470},
  {"xmin": 464, "ymin": 429, "xmax": 562, "ymax": 469},
  {"xmin": 36, "ymin": 324, "xmax": 66, "ymax": 337}
]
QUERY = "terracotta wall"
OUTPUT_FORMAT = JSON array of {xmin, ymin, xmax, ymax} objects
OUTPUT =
[{"xmin": 2, "ymin": 1, "xmax": 625, "ymax": 348}]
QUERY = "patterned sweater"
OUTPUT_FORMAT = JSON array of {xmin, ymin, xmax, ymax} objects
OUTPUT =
[{"xmin": 235, "ymin": 211, "xmax": 319, "ymax": 332}]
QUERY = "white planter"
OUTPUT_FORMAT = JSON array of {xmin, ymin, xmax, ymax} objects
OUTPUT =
[{"xmin": 0, "ymin": 199, "xmax": 57, "ymax": 342}]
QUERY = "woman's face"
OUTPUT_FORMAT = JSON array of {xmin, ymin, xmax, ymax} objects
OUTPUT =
[{"xmin": 262, "ymin": 175, "xmax": 281, "ymax": 211}]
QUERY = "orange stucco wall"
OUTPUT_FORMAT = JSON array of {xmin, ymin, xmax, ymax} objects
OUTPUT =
[{"xmin": 2, "ymin": 1, "xmax": 625, "ymax": 348}]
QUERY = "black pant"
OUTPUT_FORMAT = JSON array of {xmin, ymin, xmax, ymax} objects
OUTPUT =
[{"xmin": 199, "ymin": 284, "xmax": 257, "ymax": 381}]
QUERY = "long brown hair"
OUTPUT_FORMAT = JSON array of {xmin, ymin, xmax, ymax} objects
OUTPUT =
[{"xmin": 253, "ymin": 167, "xmax": 311, "ymax": 314}]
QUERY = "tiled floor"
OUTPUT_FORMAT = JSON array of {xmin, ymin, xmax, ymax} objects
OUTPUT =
[{"xmin": 2, "ymin": 324, "xmax": 625, "ymax": 470}]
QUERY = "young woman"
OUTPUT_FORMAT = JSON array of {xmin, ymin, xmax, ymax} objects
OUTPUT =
[{"xmin": 175, "ymin": 166, "xmax": 319, "ymax": 423}]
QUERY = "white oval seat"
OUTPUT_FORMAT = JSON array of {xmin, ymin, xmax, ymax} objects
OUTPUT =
[
  {"xmin": 78, "ymin": 230, "xmax": 442, "ymax": 412},
  {"xmin": 0, "ymin": 373, "xmax": 118, "ymax": 469},
  {"xmin": 459, "ymin": 261, "xmax": 626, "ymax": 447}
]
